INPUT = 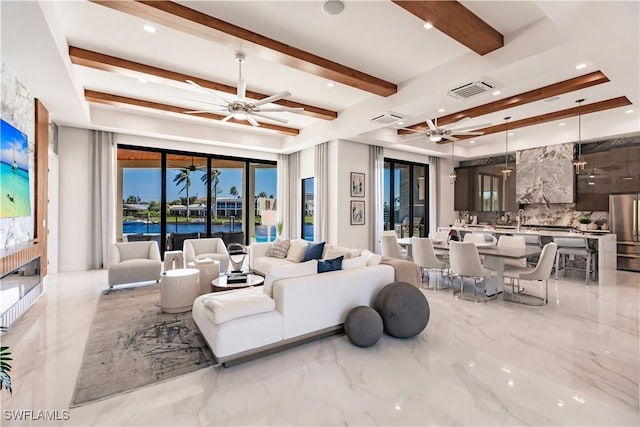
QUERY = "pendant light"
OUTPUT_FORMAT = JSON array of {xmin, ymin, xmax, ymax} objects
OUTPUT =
[
  {"xmin": 501, "ymin": 116, "xmax": 512, "ymax": 179},
  {"xmin": 449, "ymin": 140, "xmax": 457, "ymax": 184},
  {"xmin": 622, "ymin": 146, "xmax": 633, "ymax": 181},
  {"xmin": 573, "ymin": 99, "xmax": 587, "ymax": 174}
]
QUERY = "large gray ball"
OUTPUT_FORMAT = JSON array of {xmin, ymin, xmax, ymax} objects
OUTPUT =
[
  {"xmin": 344, "ymin": 306, "xmax": 383, "ymax": 347},
  {"xmin": 374, "ymin": 282, "xmax": 430, "ymax": 338}
]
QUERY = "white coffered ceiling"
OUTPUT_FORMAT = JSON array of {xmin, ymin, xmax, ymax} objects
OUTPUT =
[{"xmin": 1, "ymin": 1, "xmax": 638, "ymax": 159}]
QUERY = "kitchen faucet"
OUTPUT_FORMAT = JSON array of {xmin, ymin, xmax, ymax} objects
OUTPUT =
[{"xmin": 517, "ymin": 209, "xmax": 524, "ymax": 231}]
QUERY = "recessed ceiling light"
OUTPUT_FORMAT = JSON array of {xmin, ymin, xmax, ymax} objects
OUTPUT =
[
  {"xmin": 588, "ymin": 181, "xmax": 595, "ymax": 185},
  {"xmin": 438, "ymin": 108, "xmax": 445, "ymax": 113},
  {"xmin": 508, "ymin": 132, "xmax": 514, "ymax": 136},
  {"xmin": 625, "ymin": 109, "xmax": 634, "ymax": 114},
  {"xmin": 557, "ymin": 400, "xmax": 565, "ymax": 408},
  {"xmin": 397, "ymin": 121, "xmax": 404, "ymax": 126},
  {"xmin": 322, "ymin": 0, "xmax": 345, "ymax": 15},
  {"xmin": 469, "ymin": 140, "xmax": 476, "ymax": 144},
  {"xmin": 558, "ymin": 122, "xmax": 565, "ymax": 126},
  {"xmin": 423, "ymin": 22, "xmax": 433, "ymax": 30},
  {"xmin": 138, "ymin": 78, "xmax": 148, "ymax": 84},
  {"xmin": 492, "ymin": 90, "xmax": 501, "ymax": 96},
  {"xmin": 143, "ymin": 24, "xmax": 156, "ymax": 33},
  {"xmin": 589, "ymin": 174, "xmax": 595, "ymax": 178},
  {"xmin": 575, "ymin": 63, "xmax": 587, "ymax": 70},
  {"xmin": 326, "ymin": 81, "xmax": 335, "ymax": 88}
]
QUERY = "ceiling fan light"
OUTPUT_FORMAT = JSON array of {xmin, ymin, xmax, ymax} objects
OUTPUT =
[
  {"xmin": 232, "ymin": 111, "xmax": 247, "ymax": 120},
  {"xmin": 429, "ymin": 134, "xmax": 442, "ymax": 142}
]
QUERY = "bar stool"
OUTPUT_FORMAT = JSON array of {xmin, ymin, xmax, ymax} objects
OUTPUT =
[{"xmin": 553, "ymin": 237, "xmax": 596, "ymax": 285}]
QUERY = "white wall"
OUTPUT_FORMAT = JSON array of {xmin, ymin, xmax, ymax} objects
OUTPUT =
[
  {"xmin": 58, "ymin": 126, "xmax": 92, "ymax": 271},
  {"xmin": 438, "ymin": 157, "xmax": 456, "ymax": 228}
]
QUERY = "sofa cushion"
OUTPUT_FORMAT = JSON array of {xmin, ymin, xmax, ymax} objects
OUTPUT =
[
  {"xmin": 322, "ymin": 244, "xmax": 355, "ymax": 260},
  {"xmin": 202, "ymin": 287, "xmax": 275, "ymax": 324},
  {"xmin": 263, "ymin": 260, "xmax": 318, "ymax": 297},
  {"xmin": 253, "ymin": 256, "xmax": 293, "ymax": 276},
  {"xmin": 265, "ymin": 239, "xmax": 290, "ymax": 259},
  {"xmin": 286, "ymin": 239, "xmax": 309, "ymax": 263},
  {"xmin": 342, "ymin": 255, "xmax": 368, "ymax": 270},
  {"xmin": 362, "ymin": 249, "xmax": 382, "ymax": 266},
  {"xmin": 318, "ymin": 255, "xmax": 343, "ymax": 273},
  {"xmin": 303, "ymin": 242, "xmax": 326, "ymax": 261}
]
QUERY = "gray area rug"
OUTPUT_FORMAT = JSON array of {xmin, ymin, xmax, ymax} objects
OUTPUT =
[{"xmin": 71, "ymin": 284, "xmax": 214, "ymax": 407}]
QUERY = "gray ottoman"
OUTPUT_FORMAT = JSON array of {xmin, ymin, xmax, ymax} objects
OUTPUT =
[
  {"xmin": 374, "ymin": 282, "xmax": 430, "ymax": 338},
  {"xmin": 344, "ymin": 306, "xmax": 383, "ymax": 347}
]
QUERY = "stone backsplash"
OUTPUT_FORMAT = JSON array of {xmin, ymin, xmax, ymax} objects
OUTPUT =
[{"xmin": 461, "ymin": 204, "xmax": 608, "ymax": 228}]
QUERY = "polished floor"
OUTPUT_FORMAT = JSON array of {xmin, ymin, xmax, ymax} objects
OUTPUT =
[{"xmin": 1, "ymin": 268, "xmax": 638, "ymax": 426}]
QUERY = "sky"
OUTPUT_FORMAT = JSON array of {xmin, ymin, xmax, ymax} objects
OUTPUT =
[
  {"xmin": 123, "ymin": 167, "xmax": 277, "ymax": 203},
  {"xmin": 1, "ymin": 119, "xmax": 29, "ymax": 171}
]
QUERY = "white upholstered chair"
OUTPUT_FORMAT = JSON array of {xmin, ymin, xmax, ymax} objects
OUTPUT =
[
  {"xmin": 108, "ymin": 241, "xmax": 162, "ymax": 288},
  {"xmin": 411, "ymin": 237, "xmax": 449, "ymax": 290},
  {"xmin": 498, "ymin": 235, "xmax": 527, "ymax": 269},
  {"xmin": 503, "ymin": 243, "xmax": 557, "ymax": 306},
  {"xmin": 449, "ymin": 241, "xmax": 496, "ymax": 302},
  {"xmin": 381, "ymin": 231, "xmax": 410, "ymax": 260},
  {"xmin": 463, "ymin": 233, "xmax": 488, "ymax": 244},
  {"xmin": 184, "ymin": 238, "xmax": 230, "ymax": 273}
]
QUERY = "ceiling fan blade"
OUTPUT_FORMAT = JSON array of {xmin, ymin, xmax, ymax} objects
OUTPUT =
[
  {"xmin": 171, "ymin": 96, "xmax": 227, "ymax": 108},
  {"xmin": 221, "ymin": 114, "xmax": 233, "ymax": 123},
  {"xmin": 398, "ymin": 127, "xmax": 425, "ymax": 134},
  {"xmin": 426, "ymin": 119, "xmax": 437, "ymax": 131},
  {"xmin": 451, "ymin": 131, "xmax": 485, "ymax": 136},
  {"xmin": 237, "ymin": 78, "xmax": 246, "ymax": 99},
  {"xmin": 254, "ymin": 91, "xmax": 291, "ymax": 107},
  {"xmin": 450, "ymin": 123, "xmax": 492, "ymax": 132},
  {"xmin": 185, "ymin": 80, "xmax": 232, "ymax": 104},
  {"xmin": 400, "ymin": 133, "xmax": 426, "ymax": 142},
  {"xmin": 256, "ymin": 106, "xmax": 304, "ymax": 113},
  {"xmin": 184, "ymin": 109, "xmax": 227, "ymax": 114},
  {"xmin": 247, "ymin": 115, "xmax": 260, "ymax": 127},
  {"xmin": 252, "ymin": 112, "xmax": 289, "ymax": 124},
  {"xmin": 442, "ymin": 135, "xmax": 459, "ymax": 141}
]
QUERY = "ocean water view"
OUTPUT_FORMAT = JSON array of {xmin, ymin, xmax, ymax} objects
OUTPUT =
[{"xmin": 0, "ymin": 161, "xmax": 31, "ymax": 218}]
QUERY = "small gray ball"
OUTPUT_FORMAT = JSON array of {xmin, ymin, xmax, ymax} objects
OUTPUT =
[{"xmin": 344, "ymin": 306, "xmax": 383, "ymax": 347}]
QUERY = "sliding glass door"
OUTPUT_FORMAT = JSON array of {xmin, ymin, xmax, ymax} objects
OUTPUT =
[{"xmin": 383, "ymin": 159, "xmax": 429, "ymax": 238}]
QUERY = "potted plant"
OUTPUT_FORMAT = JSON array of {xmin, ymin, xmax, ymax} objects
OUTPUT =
[
  {"xmin": 578, "ymin": 216, "xmax": 592, "ymax": 230},
  {"xmin": 276, "ymin": 221, "xmax": 284, "ymax": 238}
]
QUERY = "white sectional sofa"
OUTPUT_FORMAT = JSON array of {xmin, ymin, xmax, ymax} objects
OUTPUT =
[{"xmin": 192, "ymin": 243, "xmax": 394, "ymax": 366}]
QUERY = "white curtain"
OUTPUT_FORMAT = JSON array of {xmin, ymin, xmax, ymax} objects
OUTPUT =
[
  {"xmin": 314, "ymin": 142, "xmax": 328, "ymax": 242},
  {"xmin": 369, "ymin": 145, "xmax": 384, "ymax": 253},
  {"xmin": 280, "ymin": 151, "xmax": 300, "ymax": 239},
  {"xmin": 89, "ymin": 130, "xmax": 116, "ymax": 269},
  {"xmin": 428, "ymin": 155, "xmax": 440, "ymax": 238}
]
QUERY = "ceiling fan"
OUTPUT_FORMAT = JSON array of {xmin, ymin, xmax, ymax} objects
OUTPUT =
[
  {"xmin": 183, "ymin": 53, "xmax": 303, "ymax": 127},
  {"xmin": 400, "ymin": 117, "xmax": 490, "ymax": 143}
]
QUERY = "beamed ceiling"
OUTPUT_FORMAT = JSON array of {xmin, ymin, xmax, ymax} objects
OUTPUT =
[{"xmin": 1, "ymin": 0, "xmax": 638, "ymax": 159}]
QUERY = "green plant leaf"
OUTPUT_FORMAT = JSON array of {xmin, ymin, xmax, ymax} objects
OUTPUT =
[{"xmin": 0, "ymin": 371, "xmax": 12, "ymax": 394}]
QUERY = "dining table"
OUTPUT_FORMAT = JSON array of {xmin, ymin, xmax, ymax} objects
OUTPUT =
[{"xmin": 397, "ymin": 238, "xmax": 542, "ymax": 296}]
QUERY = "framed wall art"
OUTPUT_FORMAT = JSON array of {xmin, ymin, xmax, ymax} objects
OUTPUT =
[
  {"xmin": 350, "ymin": 172, "xmax": 365, "ymax": 197},
  {"xmin": 350, "ymin": 200, "xmax": 365, "ymax": 225}
]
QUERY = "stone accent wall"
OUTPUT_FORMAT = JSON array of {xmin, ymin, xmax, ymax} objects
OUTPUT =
[{"xmin": 516, "ymin": 143, "xmax": 574, "ymax": 203}]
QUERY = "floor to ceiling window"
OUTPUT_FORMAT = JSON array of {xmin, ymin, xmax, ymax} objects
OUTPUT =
[
  {"xmin": 250, "ymin": 162, "xmax": 278, "ymax": 242},
  {"xmin": 117, "ymin": 145, "xmax": 277, "ymax": 252},
  {"xmin": 302, "ymin": 177, "xmax": 314, "ymax": 241},
  {"xmin": 383, "ymin": 159, "xmax": 429, "ymax": 238}
]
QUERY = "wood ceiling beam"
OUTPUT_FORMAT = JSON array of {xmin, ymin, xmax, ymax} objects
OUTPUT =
[
  {"xmin": 69, "ymin": 46, "xmax": 337, "ymax": 121},
  {"xmin": 85, "ymin": 89, "xmax": 299, "ymax": 136},
  {"xmin": 399, "ymin": 71, "xmax": 611, "ymax": 134},
  {"xmin": 392, "ymin": 1, "xmax": 503, "ymax": 55},
  {"xmin": 436, "ymin": 96, "xmax": 632, "ymax": 143},
  {"xmin": 90, "ymin": 0, "xmax": 397, "ymax": 97}
]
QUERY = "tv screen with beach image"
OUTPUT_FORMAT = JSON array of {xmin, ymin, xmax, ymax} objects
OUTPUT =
[{"xmin": 1, "ymin": 119, "xmax": 31, "ymax": 218}]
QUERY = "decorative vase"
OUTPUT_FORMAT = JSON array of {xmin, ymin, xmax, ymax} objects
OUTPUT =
[
  {"xmin": 601, "ymin": 223, "xmax": 609, "ymax": 231},
  {"xmin": 580, "ymin": 224, "xmax": 588, "ymax": 231},
  {"xmin": 587, "ymin": 223, "xmax": 598, "ymax": 230}
]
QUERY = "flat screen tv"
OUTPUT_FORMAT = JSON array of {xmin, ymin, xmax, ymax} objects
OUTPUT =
[{"xmin": 1, "ymin": 119, "xmax": 31, "ymax": 218}]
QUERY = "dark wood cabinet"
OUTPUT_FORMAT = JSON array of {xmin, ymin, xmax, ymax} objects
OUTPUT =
[
  {"xmin": 454, "ymin": 167, "xmax": 475, "ymax": 211},
  {"xmin": 454, "ymin": 165, "xmax": 517, "ymax": 212}
]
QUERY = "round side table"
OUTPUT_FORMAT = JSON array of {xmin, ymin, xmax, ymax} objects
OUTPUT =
[
  {"xmin": 187, "ymin": 259, "xmax": 220, "ymax": 295},
  {"xmin": 160, "ymin": 268, "xmax": 200, "ymax": 313},
  {"xmin": 211, "ymin": 273, "xmax": 265, "ymax": 293}
]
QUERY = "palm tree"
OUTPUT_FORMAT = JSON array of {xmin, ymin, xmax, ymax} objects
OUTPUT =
[
  {"xmin": 230, "ymin": 185, "xmax": 238, "ymax": 198},
  {"xmin": 201, "ymin": 168, "xmax": 222, "ymax": 218},
  {"xmin": 173, "ymin": 169, "xmax": 192, "ymax": 221},
  {"xmin": 258, "ymin": 191, "xmax": 267, "ymax": 198}
]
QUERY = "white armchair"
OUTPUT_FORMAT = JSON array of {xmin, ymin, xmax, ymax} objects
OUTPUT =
[
  {"xmin": 108, "ymin": 241, "xmax": 162, "ymax": 288},
  {"xmin": 184, "ymin": 238, "xmax": 230, "ymax": 273}
]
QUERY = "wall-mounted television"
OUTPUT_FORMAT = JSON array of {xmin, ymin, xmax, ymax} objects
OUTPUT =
[{"xmin": 0, "ymin": 118, "xmax": 34, "ymax": 248}]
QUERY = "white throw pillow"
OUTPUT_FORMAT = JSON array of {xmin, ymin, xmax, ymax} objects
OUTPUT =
[
  {"xmin": 286, "ymin": 239, "xmax": 309, "ymax": 263},
  {"xmin": 322, "ymin": 244, "xmax": 353, "ymax": 260},
  {"xmin": 342, "ymin": 255, "xmax": 368, "ymax": 270},
  {"xmin": 263, "ymin": 259, "xmax": 318, "ymax": 297},
  {"xmin": 361, "ymin": 249, "xmax": 382, "ymax": 266},
  {"xmin": 202, "ymin": 288, "xmax": 275, "ymax": 324}
]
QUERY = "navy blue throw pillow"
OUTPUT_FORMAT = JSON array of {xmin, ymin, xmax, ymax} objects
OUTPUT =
[
  {"xmin": 303, "ymin": 241, "xmax": 326, "ymax": 261},
  {"xmin": 318, "ymin": 256, "xmax": 344, "ymax": 273}
]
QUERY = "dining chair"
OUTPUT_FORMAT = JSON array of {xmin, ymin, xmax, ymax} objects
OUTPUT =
[
  {"xmin": 497, "ymin": 236, "xmax": 527, "ymax": 269},
  {"xmin": 553, "ymin": 237, "xmax": 596, "ymax": 285},
  {"xmin": 411, "ymin": 237, "xmax": 449, "ymax": 291},
  {"xmin": 503, "ymin": 242, "xmax": 558, "ymax": 306},
  {"xmin": 430, "ymin": 231, "xmax": 449, "ymax": 242},
  {"xmin": 512, "ymin": 233, "xmax": 542, "ymax": 267},
  {"xmin": 449, "ymin": 241, "xmax": 496, "ymax": 302},
  {"xmin": 381, "ymin": 231, "xmax": 410, "ymax": 260}
]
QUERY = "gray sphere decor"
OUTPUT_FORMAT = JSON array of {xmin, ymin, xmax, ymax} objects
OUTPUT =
[
  {"xmin": 374, "ymin": 282, "xmax": 430, "ymax": 338},
  {"xmin": 344, "ymin": 306, "xmax": 384, "ymax": 347}
]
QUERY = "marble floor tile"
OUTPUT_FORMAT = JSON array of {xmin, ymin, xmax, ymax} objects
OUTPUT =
[{"xmin": 0, "ymin": 269, "xmax": 638, "ymax": 426}]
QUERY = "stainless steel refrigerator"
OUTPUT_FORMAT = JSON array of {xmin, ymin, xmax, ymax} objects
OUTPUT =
[{"xmin": 610, "ymin": 194, "xmax": 640, "ymax": 272}]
